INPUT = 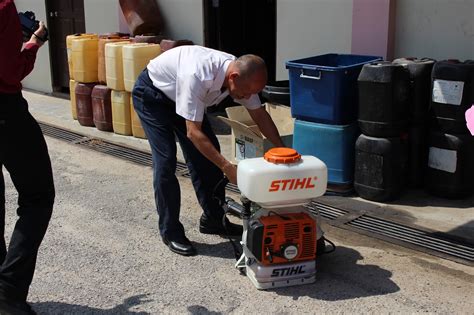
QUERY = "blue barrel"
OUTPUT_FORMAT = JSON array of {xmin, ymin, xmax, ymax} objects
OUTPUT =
[{"xmin": 293, "ymin": 120, "xmax": 359, "ymax": 185}]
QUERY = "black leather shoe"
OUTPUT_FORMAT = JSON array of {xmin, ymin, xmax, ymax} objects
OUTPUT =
[
  {"xmin": 162, "ymin": 236, "xmax": 196, "ymax": 256},
  {"xmin": 199, "ymin": 214, "xmax": 243, "ymax": 237}
]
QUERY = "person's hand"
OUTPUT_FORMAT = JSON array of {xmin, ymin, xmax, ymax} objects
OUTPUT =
[
  {"xmin": 222, "ymin": 162, "xmax": 237, "ymax": 185},
  {"xmin": 28, "ymin": 21, "xmax": 47, "ymax": 47}
]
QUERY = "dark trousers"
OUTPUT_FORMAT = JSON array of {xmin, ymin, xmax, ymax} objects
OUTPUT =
[
  {"xmin": 0, "ymin": 93, "xmax": 54, "ymax": 301},
  {"xmin": 132, "ymin": 70, "xmax": 225, "ymax": 240}
]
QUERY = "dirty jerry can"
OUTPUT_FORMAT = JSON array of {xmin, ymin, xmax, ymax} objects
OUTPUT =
[
  {"xmin": 75, "ymin": 83, "xmax": 97, "ymax": 127},
  {"xmin": 91, "ymin": 85, "xmax": 113, "ymax": 131},
  {"xmin": 354, "ymin": 134, "xmax": 408, "ymax": 202},
  {"xmin": 358, "ymin": 62, "xmax": 411, "ymax": 137},
  {"xmin": 425, "ymin": 131, "xmax": 474, "ymax": 199},
  {"xmin": 431, "ymin": 60, "xmax": 474, "ymax": 134}
]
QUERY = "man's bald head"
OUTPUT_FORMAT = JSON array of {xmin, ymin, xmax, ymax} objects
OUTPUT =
[
  {"xmin": 224, "ymin": 54, "xmax": 268, "ymax": 100},
  {"xmin": 234, "ymin": 54, "xmax": 267, "ymax": 82}
]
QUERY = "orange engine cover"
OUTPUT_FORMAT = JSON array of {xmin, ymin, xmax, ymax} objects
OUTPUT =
[{"xmin": 258, "ymin": 212, "xmax": 316, "ymax": 265}]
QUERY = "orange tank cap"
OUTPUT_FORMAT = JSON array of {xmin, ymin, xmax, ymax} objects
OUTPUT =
[{"xmin": 264, "ymin": 147, "xmax": 301, "ymax": 164}]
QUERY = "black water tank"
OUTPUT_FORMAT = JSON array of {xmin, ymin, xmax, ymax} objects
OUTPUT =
[
  {"xmin": 431, "ymin": 60, "xmax": 474, "ymax": 134},
  {"xmin": 261, "ymin": 80, "xmax": 290, "ymax": 106},
  {"xmin": 393, "ymin": 58, "xmax": 435, "ymax": 124},
  {"xmin": 358, "ymin": 62, "xmax": 411, "ymax": 137},
  {"xmin": 425, "ymin": 131, "xmax": 474, "ymax": 198},
  {"xmin": 354, "ymin": 134, "xmax": 408, "ymax": 201}
]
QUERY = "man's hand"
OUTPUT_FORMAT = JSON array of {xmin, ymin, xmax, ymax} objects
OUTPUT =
[
  {"xmin": 222, "ymin": 162, "xmax": 237, "ymax": 184},
  {"xmin": 185, "ymin": 120, "xmax": 238, "ymax": 184},
  {"xmin": 28, "ymin": 21, "xmax": 47, "ymax": 47}
]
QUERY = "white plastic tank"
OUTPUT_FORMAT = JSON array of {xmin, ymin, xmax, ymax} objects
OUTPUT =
[{"xmin": 237, "ymin": 148, "xmax": 327, "ymax": 208}]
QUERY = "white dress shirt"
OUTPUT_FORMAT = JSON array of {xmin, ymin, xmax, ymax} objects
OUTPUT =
[{"xmin": 147, "ymin": 45, "xmax": 262, "ymax": 122}]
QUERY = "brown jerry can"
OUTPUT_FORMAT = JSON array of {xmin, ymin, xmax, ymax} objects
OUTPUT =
[
  {"xmin": 75, "ymin": 82, "xmax": 97, "ymax": 127},
  {"xmin": 91, "ymin": 85, "xmax": 113, "ymax": 131}
]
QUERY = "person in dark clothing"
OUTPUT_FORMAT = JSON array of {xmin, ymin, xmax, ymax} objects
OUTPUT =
[
  {"xmin": 0, "ymin": 1, "xmax": 55, "ymax": 314},
  {"xmin": 132, "ymin": 46, "xmax": 284, "ymax": 257}
]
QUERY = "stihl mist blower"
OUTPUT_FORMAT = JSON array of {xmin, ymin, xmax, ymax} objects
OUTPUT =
[{"xmin": 219, "ymin": 148, "xmax": 335, "ymax": 290}]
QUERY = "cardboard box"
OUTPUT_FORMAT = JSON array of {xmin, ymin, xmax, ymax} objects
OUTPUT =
[{"xmin": 218, "ymin": 103, "xmax": 294, "ymax": 162}]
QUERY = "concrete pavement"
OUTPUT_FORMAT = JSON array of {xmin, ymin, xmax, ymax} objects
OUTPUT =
[{"xmin": 2, "ymin": 135, "xmax": 472, "ymax": 314}]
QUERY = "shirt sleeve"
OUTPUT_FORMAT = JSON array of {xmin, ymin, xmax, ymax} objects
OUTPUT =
[
  {"xmin": 234, "ymin": 93, "xmax": 262, "ymax": 110},
  {"xmin": 0, "ymin": 1, "xmax": 39, "ymax": 90},
  {"xmin": 175, "ymin": 73, "xmax": 207, "ymax": 122}
]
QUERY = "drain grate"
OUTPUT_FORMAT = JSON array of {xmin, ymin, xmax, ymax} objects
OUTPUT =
[
  {"xmin": 39, "ymin": 122, "xmax": 474, "ymax": 265},
  {"xmin": 40, "ymin": 123, "xmax": 86, "ymax": 142},
  {"xmin": 305, "ymin": 202, "xmax": 348, "ymax": 220},
  {"xmin": 346, "ymin": 215, "xmax": 474, "ymax": 262}
]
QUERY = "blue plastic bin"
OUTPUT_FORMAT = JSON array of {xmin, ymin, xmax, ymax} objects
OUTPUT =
[
  {"xmin": 293, "ymin": 120, "xmax": 359, "ymax": 185},
  {"xmin": 286, "ymin": 53, "xmax": 382, "ymax": 125}
]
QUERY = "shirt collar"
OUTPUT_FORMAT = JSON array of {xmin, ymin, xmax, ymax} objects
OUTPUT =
[{"xmin": 210, "ymin": 58, "xmax": 233, "ymax": 93}]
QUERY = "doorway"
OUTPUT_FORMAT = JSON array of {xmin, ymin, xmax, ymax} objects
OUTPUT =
[
  {"xmin": 45, "ymin": 0, "xmax": 85, "ymax": 93},
  {"xmin": 204, "ymin": 0, "xmax": 276, "ymax": 82}
]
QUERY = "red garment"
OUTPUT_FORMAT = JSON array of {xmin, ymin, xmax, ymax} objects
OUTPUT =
[{"xmin": 0, "ymin": 0, "xmax": 39, "ymax": 93}]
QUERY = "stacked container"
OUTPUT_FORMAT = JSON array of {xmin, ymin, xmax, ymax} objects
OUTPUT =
[
  {"xmin": 122, "ymin": 43, "xmax": 161, "ymax": 92},
  {"xmin": 111, "ymin": 90, "xmax": 132, "ymax": 136},
  {"xmin": 105, "ymin": 42, "xmax": 161, "ymax": 138},
  {"xmin": 75, "ymin": 82, "xmax": 97, "ymax": 127},
  {"xmin": 355, "ymin": 62, "xmax": 410, "ymax": 201},
  {"xmin": 98, "ymin": 34, "xmax": 129, "ymax": 84},
  {"xmin": 72, "ymin": 37, "xmax": 99, "ymax": 83},
  {"xmin": 91, "ymin": 85, "xmax": 113, "ymax": 131},
  {"xmin": 426, "ymin": 60, "xmax": 474, "ymax": 198},
  {"xmin": 286, "ymin": 54, "xmax": 380, "ymax": 192},
  {"xmin": 66, "ymin": 33, "xmax": 98, "ymax": 81},
  {"xmin": 66, "ymin": 32, "xmax": 189, "ymax": 143},
  {"xmin": 393, "ymin": 58, "xmax": 435, "ymax": 188},
  {"xmin": 105, "ymin": 41, "xmax": 132, "ymax": 91}
]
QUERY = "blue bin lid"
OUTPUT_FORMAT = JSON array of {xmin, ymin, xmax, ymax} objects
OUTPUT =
[{"xmin": 285, "ymin": 53, "xmax": 382, "ymax": 71}]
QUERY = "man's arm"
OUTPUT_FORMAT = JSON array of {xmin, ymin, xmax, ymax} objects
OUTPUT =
[
  {"xmin": 0, "ymin": 2, "xmax": 46, "ymax": 90},
  {"xmin": 247, "ymin": 106, "xmax": 285, "ymax": 147},
  {"xmin": 185, "ymin": 120, "xmax": 237, "ymax": 184}
]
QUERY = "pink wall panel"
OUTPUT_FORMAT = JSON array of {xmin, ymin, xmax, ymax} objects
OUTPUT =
[{"xmin": 351, "ymin": 0, "xmax": 396, "ymax": 60}]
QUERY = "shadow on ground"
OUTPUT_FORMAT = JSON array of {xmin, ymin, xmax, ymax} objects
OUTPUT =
[
  {"xmin": 195, "ymin": 241, "xmax": 400, "ymax": 301},
  {"xmin": 187, "ymin": 305, "xmax": 223, "ymax": 314},
  {"xmin": 274, "ymin": 246, "xmax": 400, "ymax": 301},
  {"xmin": 193, "ymin": 239, "xmax": 241, "ymax": 260},
  {"xmin": 32, "ymin": 294, "xmax": 151, "ymax": 315}
]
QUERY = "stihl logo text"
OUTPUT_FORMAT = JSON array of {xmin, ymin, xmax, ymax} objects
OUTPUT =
[
  {"xmin": 269, "ymin": 177, "xmax": 317, "ymax": 192},
  {"xmin": 271, "ymin": 266, "xmax": 305, "ymax": 277}
]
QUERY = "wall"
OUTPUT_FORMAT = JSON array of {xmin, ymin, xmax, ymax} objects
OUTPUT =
[
  {"xmin": 15, "ymin": 0, "xmax": 52, "ymax": 93},
  {"xmin": 394, "ymin": 0, "xmax": 474, "ymax": 61},
  {"xmin": 83, "ymin": 0, "xmax": 120, "ymax": 34},
  {"xmin": 156, "ymin": 0, "xmax": 204, "ymax": 45},
  {"xmin": 276, "ymin": 0, "xmax": 354, "ymax": 80}
]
